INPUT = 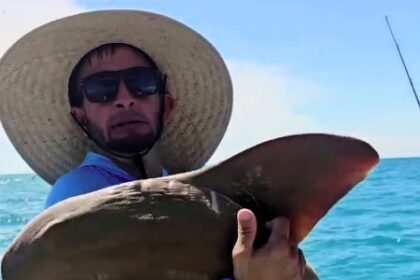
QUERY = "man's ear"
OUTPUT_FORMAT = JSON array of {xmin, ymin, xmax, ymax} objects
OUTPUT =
[
  {"xmin": 162, "ymin": 92, "xmax": 175, "ymax": 125},
  {"xmin": 70, "ymin": 107, "xmax": 87, "ymax": 130}
]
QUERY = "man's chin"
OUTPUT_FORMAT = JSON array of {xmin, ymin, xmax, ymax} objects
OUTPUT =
[{"xmin": 105, "ymin": 135, "xmax": 156, "ymax": 155}]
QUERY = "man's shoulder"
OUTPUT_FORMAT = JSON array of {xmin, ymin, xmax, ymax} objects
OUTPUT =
[
  {"xmin": 54, "ymin": 166, "xmax": 102, "ymax": 186},
  {"xmin": 45, "ymin": 166, "xmax": 110, "ymax": 208}
]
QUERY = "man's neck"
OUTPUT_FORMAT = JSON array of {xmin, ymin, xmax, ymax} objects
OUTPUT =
[{"xmin": 91, "ymin": 145, "xmax": 164, "ymax": 179}]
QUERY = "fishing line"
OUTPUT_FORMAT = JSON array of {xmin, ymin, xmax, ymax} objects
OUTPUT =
[{"xmin": 385, "ymin": 15, "xmax": 420, "ymax": 110}]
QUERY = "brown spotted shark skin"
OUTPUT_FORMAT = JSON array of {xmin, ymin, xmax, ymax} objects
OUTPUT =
[{"xmin": 1, "ymin": 134, "xmax": 379, "ymax": 280}]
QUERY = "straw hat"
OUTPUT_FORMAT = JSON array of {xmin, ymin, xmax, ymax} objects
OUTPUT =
[{"xmin": 0, "ymin": 10, "xmax": 233, "ymax": 184}]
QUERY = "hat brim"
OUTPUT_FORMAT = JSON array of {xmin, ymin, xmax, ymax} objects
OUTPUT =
[{"xmin": 0, "ymin": 10, "xmax": 233, "ymax": 184}]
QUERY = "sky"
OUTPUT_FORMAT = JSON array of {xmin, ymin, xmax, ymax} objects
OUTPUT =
[{"xmin": 1, "ymin": 0, "xmax": 420, "ymax": 174}]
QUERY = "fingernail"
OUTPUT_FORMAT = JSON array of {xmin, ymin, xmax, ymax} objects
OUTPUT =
[
  {"xmin": 238, "ymin": 210, "xmax": 252, "ymax": 223},
  {"xmin": 239, "ymin": 211, "xmax": 252, "ymax": 222}
]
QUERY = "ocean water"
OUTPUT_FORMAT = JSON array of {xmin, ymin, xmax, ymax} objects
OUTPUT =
[{"xmin": 0, "ymin": 158, "xmax": 419, "ymax": 279}]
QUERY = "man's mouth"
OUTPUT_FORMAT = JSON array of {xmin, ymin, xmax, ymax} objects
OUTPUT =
[{"xmin": 111, "ymin": 120, "xmax": 145, "ymax": 129}]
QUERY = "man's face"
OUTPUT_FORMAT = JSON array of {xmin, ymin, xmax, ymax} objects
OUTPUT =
[{"xmin": 72, "ymin": 46, "xmax": 173, "ymax": 154}]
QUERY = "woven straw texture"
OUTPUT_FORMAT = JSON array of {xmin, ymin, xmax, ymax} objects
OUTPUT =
[{"xmin": 0, "ymin": 10, "xmax": 233, "ymax": 184}]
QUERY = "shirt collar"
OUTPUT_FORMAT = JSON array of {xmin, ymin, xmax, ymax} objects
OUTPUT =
[{"xmin": 80, "ymin": 152, "xmax": 168, "ymax": 179}]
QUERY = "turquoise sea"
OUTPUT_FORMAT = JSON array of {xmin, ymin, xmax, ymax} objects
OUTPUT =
[{"xmin": 0, "ymin": 158, "xmax": 419, "ymax": 279}]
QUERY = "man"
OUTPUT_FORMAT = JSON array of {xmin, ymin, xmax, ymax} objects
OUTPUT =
[
  {"xmin": 45, "ymin": 43, "xmax": 176, "ymax": 207},
  {"xmin": 0, "ymin": 10, "xmax": 310, "ymax": 280}
]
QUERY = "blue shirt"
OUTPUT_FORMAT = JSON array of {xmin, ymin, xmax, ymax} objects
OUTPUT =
[{"xmin": 45, "ymin": 152, "xmax": 168, "ymax": 208}]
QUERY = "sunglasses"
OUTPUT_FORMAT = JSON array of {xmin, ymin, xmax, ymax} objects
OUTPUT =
[{"xmin": 79, "ymin": 67, "xmax": 166, "ymax": 103}]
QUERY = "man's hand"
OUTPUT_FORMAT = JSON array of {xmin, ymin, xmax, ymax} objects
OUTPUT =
[{"xmin": 232, "ymin": 209, "xmax": 306, "ymax": 280}]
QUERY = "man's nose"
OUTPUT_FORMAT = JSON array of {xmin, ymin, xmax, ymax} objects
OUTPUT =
[{"xmin": 113, "ymin": 80, "xmax": 135, "ymax": 109}]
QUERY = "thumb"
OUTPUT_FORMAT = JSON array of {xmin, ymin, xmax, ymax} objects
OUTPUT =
[{"xmin": 234, "ymin": 209, "xmax": 257, "ymax": 252}]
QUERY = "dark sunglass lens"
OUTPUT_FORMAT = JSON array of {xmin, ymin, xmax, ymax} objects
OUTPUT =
[
  {"xmin": 83, "ymin": 78, "xmax": 118, "ymax": 103},
  {"xmin": 125, "ymin": 69, "xmax": 160, "ymax": 97}
]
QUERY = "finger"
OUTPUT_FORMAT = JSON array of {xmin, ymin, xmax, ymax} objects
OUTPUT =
[
  {"xmin": 234, "ymin": 209, "xmax": 257, "ymax": 251},
  {"xmin": 267, "ymin": 217, "xmax": 290, "ymax": 245},
  {"xmin": 298, "ymin": 248, "xmax": 306, "ymax": 276},
  {"xmin": 290, "ymin": 244, "xmax": 299, "ymax": 258}
]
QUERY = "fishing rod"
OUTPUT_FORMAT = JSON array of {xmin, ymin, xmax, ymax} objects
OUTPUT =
[{"xmin": 385, "ymin": 15, "xmax": 420, "ymax": 110}]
